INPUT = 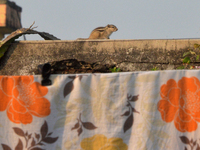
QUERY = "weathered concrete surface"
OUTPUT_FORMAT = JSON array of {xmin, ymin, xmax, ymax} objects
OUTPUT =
[{"xmin": 1, "ymin": 39, "xmax": 200, "ymax": 75}]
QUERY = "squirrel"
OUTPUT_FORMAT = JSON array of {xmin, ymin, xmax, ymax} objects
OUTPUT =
[{"xmin": 77, "ymin": 24, "xmax": 118, "ymax": 40}]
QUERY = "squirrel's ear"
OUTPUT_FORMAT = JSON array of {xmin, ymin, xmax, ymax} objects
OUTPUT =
[{"xmin": 107, "ymin": 24, "xmax": 110, "ymax": 27}]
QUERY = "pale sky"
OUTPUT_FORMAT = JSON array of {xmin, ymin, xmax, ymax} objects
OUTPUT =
[{"xmin": 11, "ymin": 0, "xmax": 200, "ymax": 40}]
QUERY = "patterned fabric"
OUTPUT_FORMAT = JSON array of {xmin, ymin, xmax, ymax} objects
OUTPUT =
[{"xmin": 0, "ymin": 70, "xmax": 200, "ymax": 150}]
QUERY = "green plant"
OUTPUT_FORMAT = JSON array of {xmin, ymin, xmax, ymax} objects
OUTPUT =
[
  {"xmin": 176, "ymin": 66, "xmax": 185, "ymax": 69},
  {"xmin": 182, "ymin": 44, "xmax": 200, "ymax": 64},
  {"xmin": 109, "ymin": 67, "xmax": 121, "ymax": 72},
  {"xmin": 151, "ymin": 67, "xmax": 158, "ymax": 71},
  {"xmin": 177, "ymin": 44, "xmax": 200, "ymax": 70}
]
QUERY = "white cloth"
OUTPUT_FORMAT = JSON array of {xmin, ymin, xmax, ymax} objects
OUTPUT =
[{"xmin": 0, "ymin": 70, "xmax": 199, "ymax": 150}]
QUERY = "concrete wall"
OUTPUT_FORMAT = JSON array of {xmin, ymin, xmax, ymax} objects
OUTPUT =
[{"xmin": 1, "ymin": 39, "xmax": 200, "ymax": 75}]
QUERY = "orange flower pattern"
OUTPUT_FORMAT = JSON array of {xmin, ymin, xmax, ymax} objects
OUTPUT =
[
  {"xmin": 0, "ymin": 76, "xmax": 51, "ymax": 124},
  {"xmin": 158, "ymin": 77, "xmax": 200, "ymax": 132}
]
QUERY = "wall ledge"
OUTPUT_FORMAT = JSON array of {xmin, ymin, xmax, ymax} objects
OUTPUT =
[{"xmin": 1, "ymin": 39, "xmax": 200, "ymax": 75}]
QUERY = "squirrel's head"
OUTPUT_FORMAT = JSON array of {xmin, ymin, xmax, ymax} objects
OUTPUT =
[{"xmin": 106, "ymin": 24, "xmax": 118, "ymax": 32}]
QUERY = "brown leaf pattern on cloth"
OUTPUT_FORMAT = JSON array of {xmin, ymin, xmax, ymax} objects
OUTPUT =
[
  {"xmin": 180, "ymin": 136, "xmax": 200, "ymax": 150},
  {"xmin": 121, "ymin": 94, "xmax": 139, "ymax": 133},
  {"xmin": 71, "ymin": 113, "xmax": 97, "ymax": 136},
  {"xmin": 1, "ymin": 121, "xmax": 58, "ymax": 150},
  {"xmin": 63, "ymin": 75, "xmax": 84, "ymax": 97}
]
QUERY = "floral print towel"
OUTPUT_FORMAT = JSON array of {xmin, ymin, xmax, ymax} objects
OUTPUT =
[{"xmin": 0, "ymin": 70, "xmax": 200, "ymax": 150}]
